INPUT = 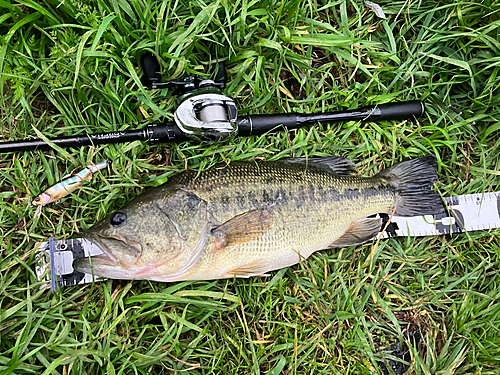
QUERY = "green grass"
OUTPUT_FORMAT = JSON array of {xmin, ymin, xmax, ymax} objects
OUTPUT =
[{"xmin": 1, "ymin": 0, "xmax": 500, "ymax": 373}]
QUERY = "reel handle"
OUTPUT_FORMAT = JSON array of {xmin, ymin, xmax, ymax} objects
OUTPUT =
[{"xmin": 140, "ymin": 53, "xmax": 162, "ymax": 88}]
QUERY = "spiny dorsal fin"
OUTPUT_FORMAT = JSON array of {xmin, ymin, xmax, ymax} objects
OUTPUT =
[
  {"xmin": 211, "ymin": 209, "xmax": 273, "ymax": 250},
  {"xmin": 329, "ymin": 217, "xmax": 382, "ymax": 248},
  {"xmin": 280, "ymin": 156, "xmax": 356, "ymax": 176}
]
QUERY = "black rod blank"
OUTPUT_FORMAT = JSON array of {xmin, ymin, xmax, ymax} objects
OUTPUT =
[{"xmin": 0, "ymin": 124, "xmax": 185, "ymax": 153}]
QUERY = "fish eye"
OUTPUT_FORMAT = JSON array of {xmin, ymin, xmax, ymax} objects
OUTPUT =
[{"xmin": 110, "ymin": 212, "xmax": 127, "ymax": 227}]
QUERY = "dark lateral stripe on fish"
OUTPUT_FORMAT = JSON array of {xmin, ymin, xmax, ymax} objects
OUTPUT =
[{"xmin": 209, "ymin": 185, "xmax": 396, "ymax": 216}]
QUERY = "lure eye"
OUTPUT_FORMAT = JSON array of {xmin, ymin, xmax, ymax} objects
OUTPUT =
[
  {"xmin": 34, "ymin": 197, "xmax": 41, "ymax": 203},
  {"xmin": 110, "ymin": 212, "xmax": 127, "ymax": 227}
]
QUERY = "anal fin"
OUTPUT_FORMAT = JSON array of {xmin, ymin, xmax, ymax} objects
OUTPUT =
[{"xmin": 329, "ymin": 217, "xmax": 382, "ymax": 248}]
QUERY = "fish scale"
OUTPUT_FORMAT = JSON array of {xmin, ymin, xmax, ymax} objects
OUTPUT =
[{"xmin": 115, "ymin": 161, "xmax": 417, "ymax": 280}]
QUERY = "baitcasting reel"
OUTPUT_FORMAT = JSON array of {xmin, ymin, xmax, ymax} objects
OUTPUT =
[{"xmin": 141, "ymin": 53, "xmax": 237, "ymax": 139}]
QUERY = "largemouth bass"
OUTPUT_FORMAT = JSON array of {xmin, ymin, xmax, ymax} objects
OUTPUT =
[{"xmin": 74, "ymin": 155, "xmax": 445, "ymax": 281}]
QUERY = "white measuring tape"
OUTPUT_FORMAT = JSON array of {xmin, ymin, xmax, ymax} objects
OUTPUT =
[
  {"xmin": 381, "ymin": 192, "xmax": 499, "ymax": 238},
  {"xmin": 35, "ymin": 192, "xmax": 500, "ymax": 290}
]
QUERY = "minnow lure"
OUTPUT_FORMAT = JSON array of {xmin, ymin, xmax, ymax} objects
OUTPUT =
[
  {"xmin": 365, "ymin": 0, "xmax": 387, "ymax": 19},
  {"xmin": 31, "ymin": 160, "xmax": 109, "ymax": 214}
]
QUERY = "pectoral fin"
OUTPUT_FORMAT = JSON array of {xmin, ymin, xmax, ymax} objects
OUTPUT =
[
  {"xmin": 329, "ymin": 217, "xmax": 382, "ymax": 248},
  {"xmin": 211, "ymin": 209, "xmax": 273, "ymax": 250},
  {"xmin": 224, "ymin": 259, "xmax": 270, "ymax": 278}
]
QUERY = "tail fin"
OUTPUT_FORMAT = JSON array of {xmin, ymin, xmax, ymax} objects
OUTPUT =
[{"xmin": 377, "ymin": 155, "xmax": 445, "ymax": 217}]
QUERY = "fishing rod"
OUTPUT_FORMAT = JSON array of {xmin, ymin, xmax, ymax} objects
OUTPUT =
[{"xmin": 0, "ymin": 54, "xmax": 425, "ymax": 153}]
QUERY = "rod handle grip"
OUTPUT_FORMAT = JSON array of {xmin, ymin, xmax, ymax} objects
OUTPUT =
[
  {"xmin": 236, "ymin": 114, "xmax": 299, "ymax": 136},
  {"xmin": 377, "ymin": 100, "xmax": 425, "ymax": 120}
]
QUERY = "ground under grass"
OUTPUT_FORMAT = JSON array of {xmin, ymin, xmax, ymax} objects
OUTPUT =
[{"xmin": 1, "ymin": 0, "xmax": 500, "ymax": 374}]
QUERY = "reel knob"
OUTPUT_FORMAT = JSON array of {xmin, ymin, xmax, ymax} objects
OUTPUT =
[{"xmin": 141, "ymin": 53, "xmax": 162, "ymax": 88}]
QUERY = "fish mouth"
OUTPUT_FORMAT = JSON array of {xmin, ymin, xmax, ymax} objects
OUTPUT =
[
  {"xmin": 73, "ymin": 233, "xmax": 120, "ymax": 276},
  {"xmin": 73, "ymin": 224, "xmax": 210, "ymax": 281}
]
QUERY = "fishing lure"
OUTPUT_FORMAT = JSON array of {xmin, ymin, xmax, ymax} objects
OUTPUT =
[
  {"xmin": 31, "ymin": 160, "xmax": 109, "ymax": 215},
  {"xmin": 365, "ymin": 0, "xmax": 387, "ymax": 19}
]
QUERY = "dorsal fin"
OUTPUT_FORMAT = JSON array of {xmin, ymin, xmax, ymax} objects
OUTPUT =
[{"xmin": 279, "ymin": 156, "xmax": 356, "ymax": 176}]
